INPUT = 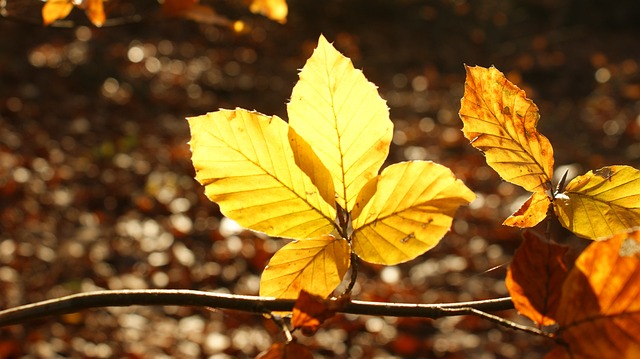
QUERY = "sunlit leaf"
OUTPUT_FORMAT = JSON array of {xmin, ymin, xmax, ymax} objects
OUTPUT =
[
  {"xmin": 288, "ymin": 34, "xmax": 393, "ymax": 212},
  {"xmin": 188, "ymin": 109, "xmax": 336, "ymax": 239},
  {"xmin": 351, "ymin": 161, "xmax": 475, "ymax": 265},
  {"xmin": 259, "ymin": 235, "xmax": 350, "ymax": 299},
  {"xmin": 506, "ymin": 231, "xmax": 568, "ymax": 326},
  {"xmin": 81, "ymin": 0, "xmax": 105, "ymax": 27},
  {"xmin": 291, "ymin": 290, "xmax": 347, "ymax": 336},
  {"xmin": 459, "ymin": 65, "xmax": 554, "ymax": 194},
  {"xmin": 554, "ymin": 165, "xmax": 640, "ymax": 240},
  {"xmin": 42, "ymin": 0, "xmax": 73, "ymax": 25},
  {"xmin": 255, "ymin": 341, "xmax": 313, "ymax": 359},
  {"xmin": 548, "ymin": 230, "xmax": 640, "ymax": 358},
  {"xmin": 249, "ymin": 0, "xmax": 288, "ymax": 24},
  {"xmin": 503, "ymin": 191, "xmax": 551, "ymax": 228}
]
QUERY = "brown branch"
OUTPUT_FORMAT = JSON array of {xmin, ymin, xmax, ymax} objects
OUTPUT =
[{"xmin": 0, "ymin": 289, "xmax": 514, "ymax": 327}]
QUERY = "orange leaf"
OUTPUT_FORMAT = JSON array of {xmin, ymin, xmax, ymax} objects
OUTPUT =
[
  {"xmin": 459, "ymin": 65, "xmax": 554, "ymax": 194},
  {"xmin": 548, "ymin": 229, "xmax": 640, "ymax": 358},
  {"xmin": 81, "ymin": 0, "xmax": 105, "ymax": 27},
  {"xmin": 505, "ymin": 231, "xmax": 568, "ymax": 326},
  {"xmin": 291, "ymin": 290, "xmax": 347, "ymax": 336},
  {"xmin": 42, "ymin": 0, "xmax": 74, "ymax": 25},
  {"xmin": 162, "ymin": 0, "xmax": 198, "ymax": 16},
  {"xmin": 503, "ymin": 191, "xmax": 551, "ymax": 228},
  {"xmin": 249, "ymin": 0, "xmax": 288, "ymax": 24},
  {"xmin": 255, "ymin": 341, "xmax": 313, "ymax": 359}
]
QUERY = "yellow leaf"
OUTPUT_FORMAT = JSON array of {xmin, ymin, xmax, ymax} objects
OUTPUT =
[
  {"xmin": 249, "ymin": 0, "xmax": 288, "ymax": 24},
  {"xmin": 188, "ymin": 109, "xmax": 336, "ymax": 239},
  {"xmin": 42, "ymin": 0, "xmax": 74, "ymax": 25},
  {"xmin": 503, "ymin": 191, "xmax": 551, "ymax": 228},
  {"xmin": 554, "ymin": 165, "xmax": 640, "ymax": 240},
  {"xmin": 259, "ymin": 235, "xmax": 350, "ymax": 299},
  {"xmin": 549, "ymin": 230, "xmax": 640, "ymax": 358},
  {"xmin": 288, "ymin": 35, "xmax": 393, "ymax": 212},
  {"xmin": 351, "ymin": 161, "xmax": 475, "ymax": 265},
  {"xmin": 459, "ymin": 65, "xmax": 554, "ymax": 194}
]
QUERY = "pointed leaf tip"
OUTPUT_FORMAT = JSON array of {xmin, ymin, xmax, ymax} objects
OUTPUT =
[
  {"xmin": 351, "ymin": 161, "xmax": 475, "ymax": 265},
  {"xmin": 288, "ymin": 35, "xmax": 393, "ymax": 212},
  {"xmin": 460, "ymin": 65, "xmax": 554, "ymax": 194}
]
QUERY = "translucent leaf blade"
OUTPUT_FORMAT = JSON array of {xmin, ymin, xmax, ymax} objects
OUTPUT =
[
  {"xmin": 288, "ymin": 35, "xmax": 393, "ymax": 212},
  {"xmin": 259, "ymin": 235, "xmax": 351, "ymax": 299},
  {"xmin": 188, "ymin": 109, "xmax": 336, "ymax": 239},
  {"xmin": 42, "ymin": 0, "xmax": 74, "ymax": 25},
  {"xmin": 551, "ymin": 230, "xmax": 640, "ymax": 358},
  {"xmin": 459, "ymin": 65, "xmax": 554, "ymax": 193},
  {"xmin": 249, "ymin": 0, "xmax": 288, "ymax": 24},
  {"xmin": 554, "ymin": 165, "xmax": 640, "ymax": 240},
  {"xmin": 351, "ymin": 161, "xmax": 475, "ymax": 265},
  {"xmin": 503, "ymin": 191, "xmax": 551, "ymax": 228},
  {"xmin": 505, "ymin": 231, "xmax": 569, "ymax": 326}
]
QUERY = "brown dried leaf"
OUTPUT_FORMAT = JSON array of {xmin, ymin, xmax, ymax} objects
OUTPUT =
[
  {"xmin": 255, "ymin": 341, "xmax": 313, "ymax": 359},
  {"xmin": 506, "ymin": 231, "xmax": 568, "ymax": 326},
  {"xmin": 548, "ymin": 229, "xmax": 640, "ymax": 358},
  {"xmin": 291, "ymin": 290, "xmax": 348, "ymax": 336}
]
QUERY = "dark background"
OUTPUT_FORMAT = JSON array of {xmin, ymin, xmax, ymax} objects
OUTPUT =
[{"xmin": 1, "ymin": 0, "xmax": 639, "ymax": 357}]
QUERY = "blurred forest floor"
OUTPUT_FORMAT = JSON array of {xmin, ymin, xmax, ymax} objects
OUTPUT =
[{"xmin": 1, "ymin": 0, "xmax": 639, "ymax": 358}]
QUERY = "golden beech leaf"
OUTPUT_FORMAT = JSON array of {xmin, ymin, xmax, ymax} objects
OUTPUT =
[
  {"xmin": 503, "ymin": 191, "xmax": 551, "ymax": 228},
  {"xmin": 255, "ymin": 341, "xmax": 313, "ymax": 359},
  {"xmin": 291, "ymin": 290, "xmax": 348, "ymax": 336},
  {"xmin": 81, "ymin": 0, "xmax": 105, "ymax": 27},
  {"xmin": 259, "ymin": 235, "xmax": 350, "ymax": 299},
  {"xmin": 288, "ymin": 34, "xmax": 393, "ymax": 212},
  {"xmin": 547, "ymin": 230, "xmax": 640, "ymax": 358},
  {"xmin": 42, "ymin": 0, "xmax": 74, "ymax": 25},
  {"xmin": 554, "ymin": 165, "xmax": 640, "ymax": 240},
  {"xmin": 351, "ymin": 161, "xmax": 475, "ymax": 265},
  {"xmin": 505, "ymin": 231, "xmax": 569, "ymax": 327},
  {"xmin": 187, "ymin": 109, "xmax": 336, "ymax": 239},
  {"xmin": 459, "ymin": 65, "xmax": 554, "ymax": 194},
  {"xmin": 249, "ymin": 0, "xmax": 288, "ymax": 24}
]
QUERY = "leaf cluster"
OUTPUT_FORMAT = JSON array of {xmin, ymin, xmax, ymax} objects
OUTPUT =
[{"xmin": 188, "ymin": 37, "xmax": 640, "ymax": 358}]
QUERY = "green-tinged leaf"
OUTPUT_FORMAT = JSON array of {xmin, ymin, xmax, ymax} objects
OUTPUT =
[
  {"xmin": 459, "ymin": 65, "xmax": 554, "ymax": 193},
  {"xmin": 188, "ymin": 109, "xmax": 336, "ymax": 239},
  {"xmin": 554, "ymin": 165, "xmax": 640, "ymax": 240},
  {"xmin": 351, "ymin": 161, "xmax": 475, "ymax": 265},
  {"xmin": 259, "ymin": 235, "xmax": 351, "ymax": 299},
  {"xmin": 288, "ymin": 34, "xmax": 393, "ymax": 212}
]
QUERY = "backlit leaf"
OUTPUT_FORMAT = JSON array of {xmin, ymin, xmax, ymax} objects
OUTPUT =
[
  {"xmin": 506, "ymin": 231, "xmax": 568, "ymax": 326},
  {"xmin": 81, "ymin": 0, "xmax": 105, "ymax": 27},
  {"xmin": 503, "ymin": 191, "xmax": 551, "ymax": 228},
  {"xmin": 554, "ymin": 165, "xmax": 640, "ymax": 240},
  {"xmin": 351, "ymin": 161, "xmax": 475, "ymax": 265},
  {"xmin": 259, "ymin": 235, "xmax": 350, "ymax": 299},
  {"xmin": 291, "ymin": 290, "xmax": 347, "ymax": 336},
  {"xmin": 188, "ymin": 109, "xmax": 336, "ymax": 239},
  {"xmin": 288, "ymin": 34, "xmax": 393, "ymax": 212},
  {"xmin": 42, "ymin": 0, "xmax": 73, "ymax": 25},
  {"xmin": 249, "ymin": 0, "xmax": 288, "ymax": 24},
  {"xmin": 459, "ymin": 65, "xmax": 554, "ymax": 194},
  {"xmin": 255, "ymin": 341, "xmax": 313, "ymax": 359},
  {"xmin": 548, "ymin": 230, "xmax": 640, "ymax": 358}
]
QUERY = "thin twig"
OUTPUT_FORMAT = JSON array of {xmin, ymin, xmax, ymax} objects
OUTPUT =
[
  {"xmin": 0, "ymin": 289, "xmax": 514, "ymax": 327},
  {"xmin": 439, "ymin": 307, "xmax": 555, "ymax": 339}
]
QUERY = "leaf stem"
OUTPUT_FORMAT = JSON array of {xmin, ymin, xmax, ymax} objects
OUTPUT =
[{"xmin": 0, "ymin": 289, "xmax": 515, "ymax": 328}]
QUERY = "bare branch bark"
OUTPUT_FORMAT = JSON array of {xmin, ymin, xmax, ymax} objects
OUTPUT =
[{"xmin": 0, "ymin": 289, "xmax": 513, "ymax": 327}]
